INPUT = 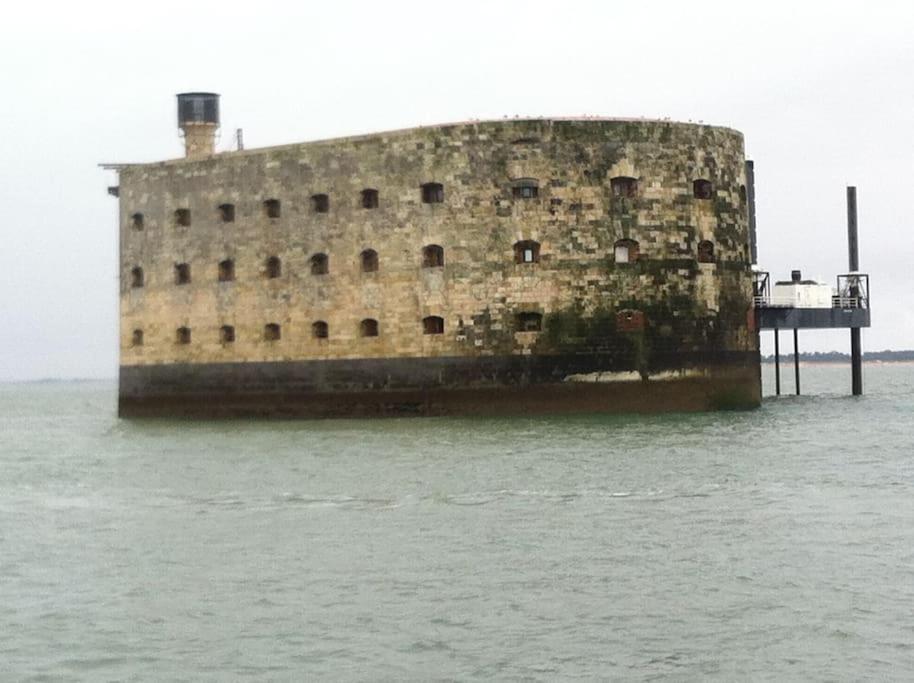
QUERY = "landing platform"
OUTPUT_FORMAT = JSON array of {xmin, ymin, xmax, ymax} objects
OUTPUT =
[{"xmin": 756, "ymin": 307, "xmax": 870, "ymax": 330}]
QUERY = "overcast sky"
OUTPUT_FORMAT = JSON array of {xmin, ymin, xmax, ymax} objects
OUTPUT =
[{"xmin": 1, "ymin": 0, "xmax": 911, "ymax": 380}]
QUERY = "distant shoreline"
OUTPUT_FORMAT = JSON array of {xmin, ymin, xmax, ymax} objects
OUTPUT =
[{"xmin": 761, "ymin": 351, "xmax": 914, "ymax": 364}]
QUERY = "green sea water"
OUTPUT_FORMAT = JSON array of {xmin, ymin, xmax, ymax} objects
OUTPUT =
[{"xmin": 1, "ymin": 364, "xmax": 913, "ymax": 680}]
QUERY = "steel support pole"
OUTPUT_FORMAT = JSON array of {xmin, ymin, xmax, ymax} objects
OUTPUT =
[
  {"xmin": 847, "ymin": 186, "xmax": 863, "ymax": 395},
  {"xmin": 851, "ymin": 328, "xmax": 862, "ymax": 395},
  {"xmin": 793, "ymin": 328, "xmax": 800, "ymax": 395},
  {"xmin": 774, "ymin": 329, "xmax": 781, "ymax": 396}
]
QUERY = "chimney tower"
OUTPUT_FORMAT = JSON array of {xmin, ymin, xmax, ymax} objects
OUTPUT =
[{"xmin": 176, "ymin": 92, "xmax": 220, "ymax": 159}]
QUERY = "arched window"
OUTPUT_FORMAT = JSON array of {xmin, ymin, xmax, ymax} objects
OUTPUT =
[
  {"xmin": 610, "ymin": 176, "xmax": 638, "ymax": 198},
  {"xmin": 263, "ymin": 199, "xmax": 281, "ymax": 218},
  {"xmin": 312, "ymin": 321, "xmax": 329, "ymax": 339},
  {"xmin": 131, "ymin": 212, "xmax": 144, "ymax": 230},
  {"xmin": 739, "ymin": 185, "xmax": 747, "ymax": 205},
  {"xmin": 130, "ymin": 266, "xmax": 144, "ymax": 288},
  {"xmin": 613, "ymin": 239, "xmax": 640, "ymax": 264},
  {"xmin": 176, "ymin": 326, "xmax": 191, "ymax": 344},
  {"xmin": 423, "ymin": 316, "xmax": 444, "ymax": 334},
  {"xmin": 512, "ymin": 178, "xmax": 539, "ymax": 199},
  {"xmin": 311, "ymin": 194, "xmax": 329, "ymax": 213},
  {"xmin": 218, "ymin": 203, "xmax": 235, "ymax": 222},
  {"xmin": 220, "ymin": 325, "xmax": 235, "ymax": 343},
  {"xmin": 361, "ymin": 249, "xmax": 379, "ymax": 273},
  {"xmin": 174, "ymin": 208, "xmax": 191, "ymax": 227},
  {"xmin": 693, "ymin": 179, "xmax": 713, "ymax": 199},
  {"xmin": 421, "ymin": 182, "xmax": 444, "ymax": 204},
  {"xmin": 310, "ymin": 253, "xmax": 329, "ymax": 275},
  {"xmin": 514, "ymin": 240, "xmax": 540, "ymax": 264},
  {"xmin": 131, "ymin": 329, "xmax": 143, "ymax": 347},
  {"xmin": 516, "ymin": 312, "xmax": 543, "ymax": 332},
  {"xmin": 360, "ymin": 318, "xmax": 379, "ymax": 337},
  {"xmin": 218, "ymin": 259, "xmax": 235, "ymax": 282},
  {"xmin": 422, "ymin": 244, "xmax": 444, "ymax": 268},
  {"xmin": 174, "ymin": 263, "xmax": 191, "ymax": 285},
  {"xmin": 697, "ymin": 240, "xmax": 715, "ymax": 263},
  {"xmin": 264, "ymin": 323, "xmax": 281, "ymax": 341},
  {"xmin": 265, "ymin": 256, "xmax": 281, "ymax": 279},
  {"xmin": 361, "ymin": 188, "xmax": 379, "ymax": 209}
]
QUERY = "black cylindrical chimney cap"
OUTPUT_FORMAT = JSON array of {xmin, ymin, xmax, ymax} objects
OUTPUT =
[{"xmin": 177, "ymin": 92, "xmax": 220, "ymax": 126}]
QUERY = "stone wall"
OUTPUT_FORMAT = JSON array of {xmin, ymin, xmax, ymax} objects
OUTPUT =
[{"xmin": 119, "ymin": 118, "xmax": 755, "ymax": 376}]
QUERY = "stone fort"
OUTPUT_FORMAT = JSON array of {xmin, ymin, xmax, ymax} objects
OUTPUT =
[{"xmin": 111, "ymin": 93, "xmax": 760, "ymax": 417}]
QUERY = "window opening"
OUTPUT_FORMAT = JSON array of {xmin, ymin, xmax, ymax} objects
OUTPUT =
[
  {"xmin": 423, "ymin": 316, "xmax": 444, "ymax": 334},
  {"xmin": 310, "ymin": 253, "xmax": 329, "ymax": 275},
  {"xmin": 361, "ymin": 189, "xmax": 379, "ymax": 209},
  {"xmin": 218, "ymin": 259, "xmax": 235, "ymax": 282},
  {"xmin": 514, "ymin": 240, "xmax": 541, "ymax": 264},
  {"xmin": 422, "ymin": 244, "xmax": 444, "ymax": 268},
  {"xmin": 516, "ymin": 312, "xmax": 543, "ymax": 332},
  {"xmin": 311, "ymin": 194, "xmax": 329, "ymax": 213},
  {"xmin": 264, "ymin": 323, "xmax": 281, "ymax": 341},
  {"xmin": 421, "ymin": 182, "xmax": 444, "ymax": 204},
  {"xmin": 174, "ymin": 263, "xmax": 191, "ymax": 285},
  {"xmin": 360, "ymin": 319, "xmax": 379, "ymax": 337},
  {"xmin": 693, "ymin": 179, "xmax": 713, "ymax": 199},
  {"xmin": 610, "ymin": 176, "xmax": 638, "ymax": 198},
  {"xmin": 263, "ymin": 199, "xmax": 281, "ymax": 218}
]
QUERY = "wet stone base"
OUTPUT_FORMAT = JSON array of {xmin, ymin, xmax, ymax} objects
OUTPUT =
[{"xmin": 119, "ymin": 354, "xmax": 761, "ymax": 419}]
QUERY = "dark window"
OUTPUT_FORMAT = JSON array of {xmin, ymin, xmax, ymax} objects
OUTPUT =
[
  {"xmin": 312, "ymin": 321, "xmax": 329, "ymax": 339},
  {"xmin": 176, "ymin": 326, "xmax": 191, "ymax": 344},
  {"xmin": 693, "ymin": 179, "xmax": 713, "ymax": 199},
  {"xmin": 361, "ymin": 188, "xmax": 379, "ymax": 209},
  {"xmin": 218, "ymin": 203, "xmax": 235, "ymax": 222},
  {"xmin": 220, "ymin": 325, "xmax": 235, "ymax": 343},
  {"xmin": 131, "ymin": 212, "xmax": 144, "ymax": 230},
  {"xmin": 516, "ymin": 312, "xmax": 543, "ymax": 332},
  {"xmin": 512, "ymin": 180, "xmax": 539, "ymax": 199},
  {"xmin": 265, "ymin": 256, "xmax": 281, "ymax": 279},
  {"xmin": 739, "ymin": 185, "xmax": 747, "ymax": 204},
  {"xmin": 264, "ymin": 323, "xmax": 281, "ymax": 341},
  {"xmin": 514, "ymin": 240, "xmax": 540, "ymax": 264},
  {"xmin": 310, "ymin": 253, "xmax": 329, "ymax": 275},
  {"xmin": 218, "ymin": 259, "xmax": 235, "ymax": 282},
  {"xmin": 421, "ymin": 182, "xmax": 444, "ymax": 204},
  {"xmin": 361, "ymin": 249, "xmax": 379, "ymax": 273},
  {"xmin": 423, "ymin": 316, "xmax": 444, "ymax": 335},
  {"xmin": 174, "ymin": 263, "xmax": 191, "ymax": 285},
  {"xmin": 422, "ymin": 244, "xmax": 444, "ymax": 268},
  {"xmin": 130, "ymin": 266, "xmax": 144, "ymax": 288},
  {"xmin": 311, "ymin": 194, "xmax": 329, "ymax": 213},
  {"xmin": 610, "ymin": 176, "xmax": 638, "ymax": 198},
  {"xmin": 174, "ymin": 208, "xmax": 191, "ymax": 227},
  {"xmin": 613, "ymin": 239, "xmax": 640, "ymax": 264},
  {"xmin": 360, "ymin": 318, "xmax": 379, "ymax": 337},
  {"xmin": 697, "ymin": 240, "xmax": 715, "ymax": 263},
  {"xmin": 263, "ymin": 199, "xmax": 281, "ymax": 218},
  {"xmin": 131, "ymin": 329, "xmax": 143, "ymax": 346}
]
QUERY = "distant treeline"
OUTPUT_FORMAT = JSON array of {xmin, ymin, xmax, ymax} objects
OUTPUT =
[{"xmin": 761, "ymin": 350, "xmax": 914, "ymax": 363}]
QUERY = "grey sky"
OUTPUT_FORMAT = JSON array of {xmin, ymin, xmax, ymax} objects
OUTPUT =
[{"xmin": 1, "ymin": 0, "xmax": 911, "ymax": 380}]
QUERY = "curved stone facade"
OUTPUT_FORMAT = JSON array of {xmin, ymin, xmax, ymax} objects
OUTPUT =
[{"xmin": 117, "ymin": 118, "xmax": 760, "ymax": 416}]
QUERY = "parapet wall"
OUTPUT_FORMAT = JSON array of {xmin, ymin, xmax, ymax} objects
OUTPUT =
[{"xmin": 117, "ymin": 118, "xmax": 759, "ymax": 415}]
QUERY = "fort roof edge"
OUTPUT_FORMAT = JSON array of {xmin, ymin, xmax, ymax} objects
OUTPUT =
[{"xmin": 109, "ymin": 116, "xmax": 743, "ymax": 169}]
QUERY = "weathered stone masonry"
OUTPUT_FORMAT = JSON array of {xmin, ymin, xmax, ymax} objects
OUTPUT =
[{"xmin": 117, "ymin": 118, "xmax": 761, "ymax": 416}]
